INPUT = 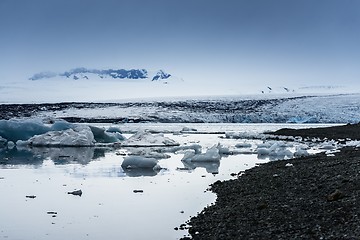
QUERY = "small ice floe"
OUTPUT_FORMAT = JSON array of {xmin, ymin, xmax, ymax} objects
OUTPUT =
[
  {"xmin": 294, "ymin": 149, "xmax": 310, "ymax": 157},
  {"xmin": 235, "ymin": 142, "xmax": 252, "ymax": 148},
  {"xmin": 181, "ymin": 145, "xmax": 221, "ymax": 162},
  {"xmin": 7, "ymin": 141, "xmax": 15, "ymax": 149},
  {"xmin": 345, "ymin": 140, "xmax": 360, "ymax": 148},
  {"xmin": 0, "ymin": 136, "xmax": 6, "ymax": 148},
  {"xmin": 165, "ymin": 144, "xmax": 202, "ymax": 154},
  {"xmin": 181, "ymin": 127, "xmax": 197, "ymax": 132},
  {"xmin": 225, "ymin": 132, "xmax": 261, "ymax": 139},
  {"xmin": 121, "ymin": 156, "xmax": 159, "ymax": 169},
  {"xmin": 181, "ymin": 161, "xmax": 220, "ymax": 174},
  {"xmin": 319, "ymin": 141, "xmax": 337, "ymax": 150},
  {"xmin": 232, "ymin": 149, "xmax": 254, "ymax": 155},
  {"xmin": 285, "ymin": 163, "xmax": 294, "ymax": 167},
  {"xmin": 68, "ymin": 189, "xmax": 82, "ymax": 196},
  {"xmin": 120, "ymin": 131, "xmax": 179, "ymax": 147},
  {"xmin": 256, "ymin": 141, "xmax": 293, "ymax": 159},
  {"xmin": 27, "ymin": 125, "xmax": 95, "ymax": 147},
  {"xmin": 127, "ymin": 148, "xmax": 170, "ymax": 159},
  {"xmin": 216, "ymin": 143, "xmax": 231, "ymax": 155}
]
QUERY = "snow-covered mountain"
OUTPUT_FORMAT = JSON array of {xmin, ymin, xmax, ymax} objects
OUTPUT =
[{"xmin": 29, "ymin": 68, "xmax": 172, "ymax": 82}]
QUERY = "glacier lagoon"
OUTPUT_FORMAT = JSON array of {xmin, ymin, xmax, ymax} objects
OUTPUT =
[{"xmin": 0, "ymin": 123, "xmax": 339, "ymax": 240}]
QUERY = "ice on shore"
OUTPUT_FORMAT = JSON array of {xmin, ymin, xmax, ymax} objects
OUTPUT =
[{"xmin": 256, "ymin": 141, "xmax": 293, "ymax": 159}]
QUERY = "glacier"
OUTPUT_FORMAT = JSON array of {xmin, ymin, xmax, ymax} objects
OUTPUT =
[{"xmin": 25, "ymin": 93, "xmax": 360, "ymax": 124}]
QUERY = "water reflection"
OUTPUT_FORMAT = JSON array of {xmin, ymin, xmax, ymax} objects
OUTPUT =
[
  {"xmin": 181, "ymin": 161, "xmax": 220, "ymax": 174},
  {"xmin": 0, "ymin": 147, "xmax": 44, "ymax": 165},
  {"xmin": 0, "ymin": 147, "xmax": 107, "ymax": 166},
  {"xmin": 123, "ymin": 168, "xmax": 160, "ymax": 177}
]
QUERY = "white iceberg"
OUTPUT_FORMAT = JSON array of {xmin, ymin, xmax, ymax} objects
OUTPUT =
[
  {"xmin": 181, "ymin": 145, "xmax": 221, "ymax": 162},
  {"xmin": 127, "ymin": 147, "xmax": 170, "ymax": 159},
  {"xmin": 27, "ymin": 125, "xmax": 95, "ymax": 147},
  {"xmin": 235, "ymin": 142, "xmax": 252, "ymax": 148},
  {"xmin": 121, "ymin": 131, "xmax": 179, "ymax": 147},
  {"xmin": 121, "ymin": 156, "xmax": 159, "ymax": 169},
  {"xmin": 166, "ymin": 144, "xmax": 202, "ymax": 154}
]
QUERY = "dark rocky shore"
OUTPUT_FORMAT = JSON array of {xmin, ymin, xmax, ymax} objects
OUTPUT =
[{"xmin": 181, "ymin": 124, "xmax": 360, "ymax": 240}]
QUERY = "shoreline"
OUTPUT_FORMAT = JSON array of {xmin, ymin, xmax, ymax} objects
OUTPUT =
[{"xmin": 181, "ymin": 124, "xmax": 360, "ymax": 239}]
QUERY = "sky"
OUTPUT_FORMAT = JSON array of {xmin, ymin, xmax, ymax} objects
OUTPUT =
[{"xmin": 1, "ymin": 0, "xmax": 360, "ymax": 100}]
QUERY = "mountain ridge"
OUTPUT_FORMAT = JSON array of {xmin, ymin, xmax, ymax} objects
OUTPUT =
[{"xmin": 29, "ymin": 68, "xmax": 172, "ymax": 81}]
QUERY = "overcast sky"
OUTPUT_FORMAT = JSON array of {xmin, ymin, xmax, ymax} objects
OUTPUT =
[{"xmin": 1, "ymin": 0, "xmax": 360, "ymax": 89}]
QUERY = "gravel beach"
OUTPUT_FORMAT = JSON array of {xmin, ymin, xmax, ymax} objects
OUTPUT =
[{"xmin": 181, "ymin": 124, "xmax": 360, "ymax": 240}]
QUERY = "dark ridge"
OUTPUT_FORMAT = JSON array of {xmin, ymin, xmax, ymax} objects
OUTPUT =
[{"xmin": 270, "ymin": 122, "xmax": 360, "ymax": 140}]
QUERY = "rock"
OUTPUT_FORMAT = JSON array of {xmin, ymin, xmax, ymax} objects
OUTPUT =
[
  {"xmin": 68, "ymin": 189, "xmax": 82, "ymax": 196},
  {"xmin": 26, "ymin": 195, "xmax": 36, "ymax": 199},
  {"xmin": 327, "ymin": 189, "xmax": 344, "ymax": 201},
  {"xmin": 133, "ymin": 190, "xmax": 144, "ymax": 193}
]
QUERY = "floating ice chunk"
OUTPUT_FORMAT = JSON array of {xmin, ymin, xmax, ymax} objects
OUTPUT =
[
  {"xmin": 346, "ymin": 140, "xmax": 360, "ymax": 148},
  {"xmin": 106, "ymin": 126, "xmax": 123, "ymax": 134},
  {"xmin": 296, "ymin": 143, "xmax": 310, "ymax": 150},
  {"xmin": 28, "ymin": 125, "xmax": 95, "ymax": 147},
  {"xmin": 50, "ymin": 120, "xmax": 74, "ymax": 131},
  {"xmin": 319, "ymin": 141, "xmax": 337, "ymax": 150},
  {"xmin": 166, "ymin": 144, "xmax": 202, "ymax": 154},
  {"xmin": 181, "ymin": 161, "xmax": 220, "ymax": 174},
  {"xmin": 181, "ymin": 145, "xmax": 221, "ymax": 162},
  {"xmin": 0, "ymin": 136, "xmax": 6, "ymax": 148},
  {"xmin": 235, "ymin": 142, "xmax": 252, "ymax": 148},
  {"xmin": 122, "ymin": 131, "xmax": 179, "ymax": 147},
  {"xmin": 0, "ymin": 119, "xmax": 51, "ymax": 142},
  {"xmin": 257, "ymin": 148, "xmax": 271, "ymax": 156},
  {"xmin": 294, "ymin": 149, "xmax": 310, "ymax": 157},
  {"xmin": 121, "ymin": 156, "xmax": 159, "ymax": 169},
  {"xmin": 257, "ymin": 142, "xmax": 272, "ymax": 148},
  {"xmin": 127, "ymin": 148, "xmax": 170, "ymax": 159},
  {"xmin": 7, "ymin": 141, "xmax": 15, "ymax": 149},
  {"xmin": 89, "ymin": 126, "xmax": 125, "ymax": 143},
  {"xmin": 216, "ymin": 143, "xmax": 231, "ymax": 155},
  {"xmin": 181, "ymin": 127, "xmax": 197, "ymax": 132}
]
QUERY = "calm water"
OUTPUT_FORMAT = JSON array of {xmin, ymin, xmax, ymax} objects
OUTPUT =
[{"xmin": 0, "ymin": 123, "xmax": 336, "ymax": 239}]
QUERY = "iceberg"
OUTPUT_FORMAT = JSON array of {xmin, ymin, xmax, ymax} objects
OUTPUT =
[
  {"xmin": 121, "ymin": 131, "xmax": 179, "ymax": 147},
  {"xmin": 121, "ymin": 156, "xmax": 159, "ymax": 169},
  {"xmin": 0, "ymin": 136, "xmax": 6, "ymax": 148},
  {"xmin": 0, "ymin": 119, "xmax": 51, "ymax": 142},
  {"xmin": 89, "ymin": 125, "xmax": 125, "ymax": 143},
  {"xmin": 27, "ymin": 125, "xmax": 95, "ymax": 147},
  {"xmin": 166, "ymin": 144, "xmax": 202, "ymax": 154},
  {"xmin": 181, "ymin": 145, "xmax": 221, "ymax": 162}
]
